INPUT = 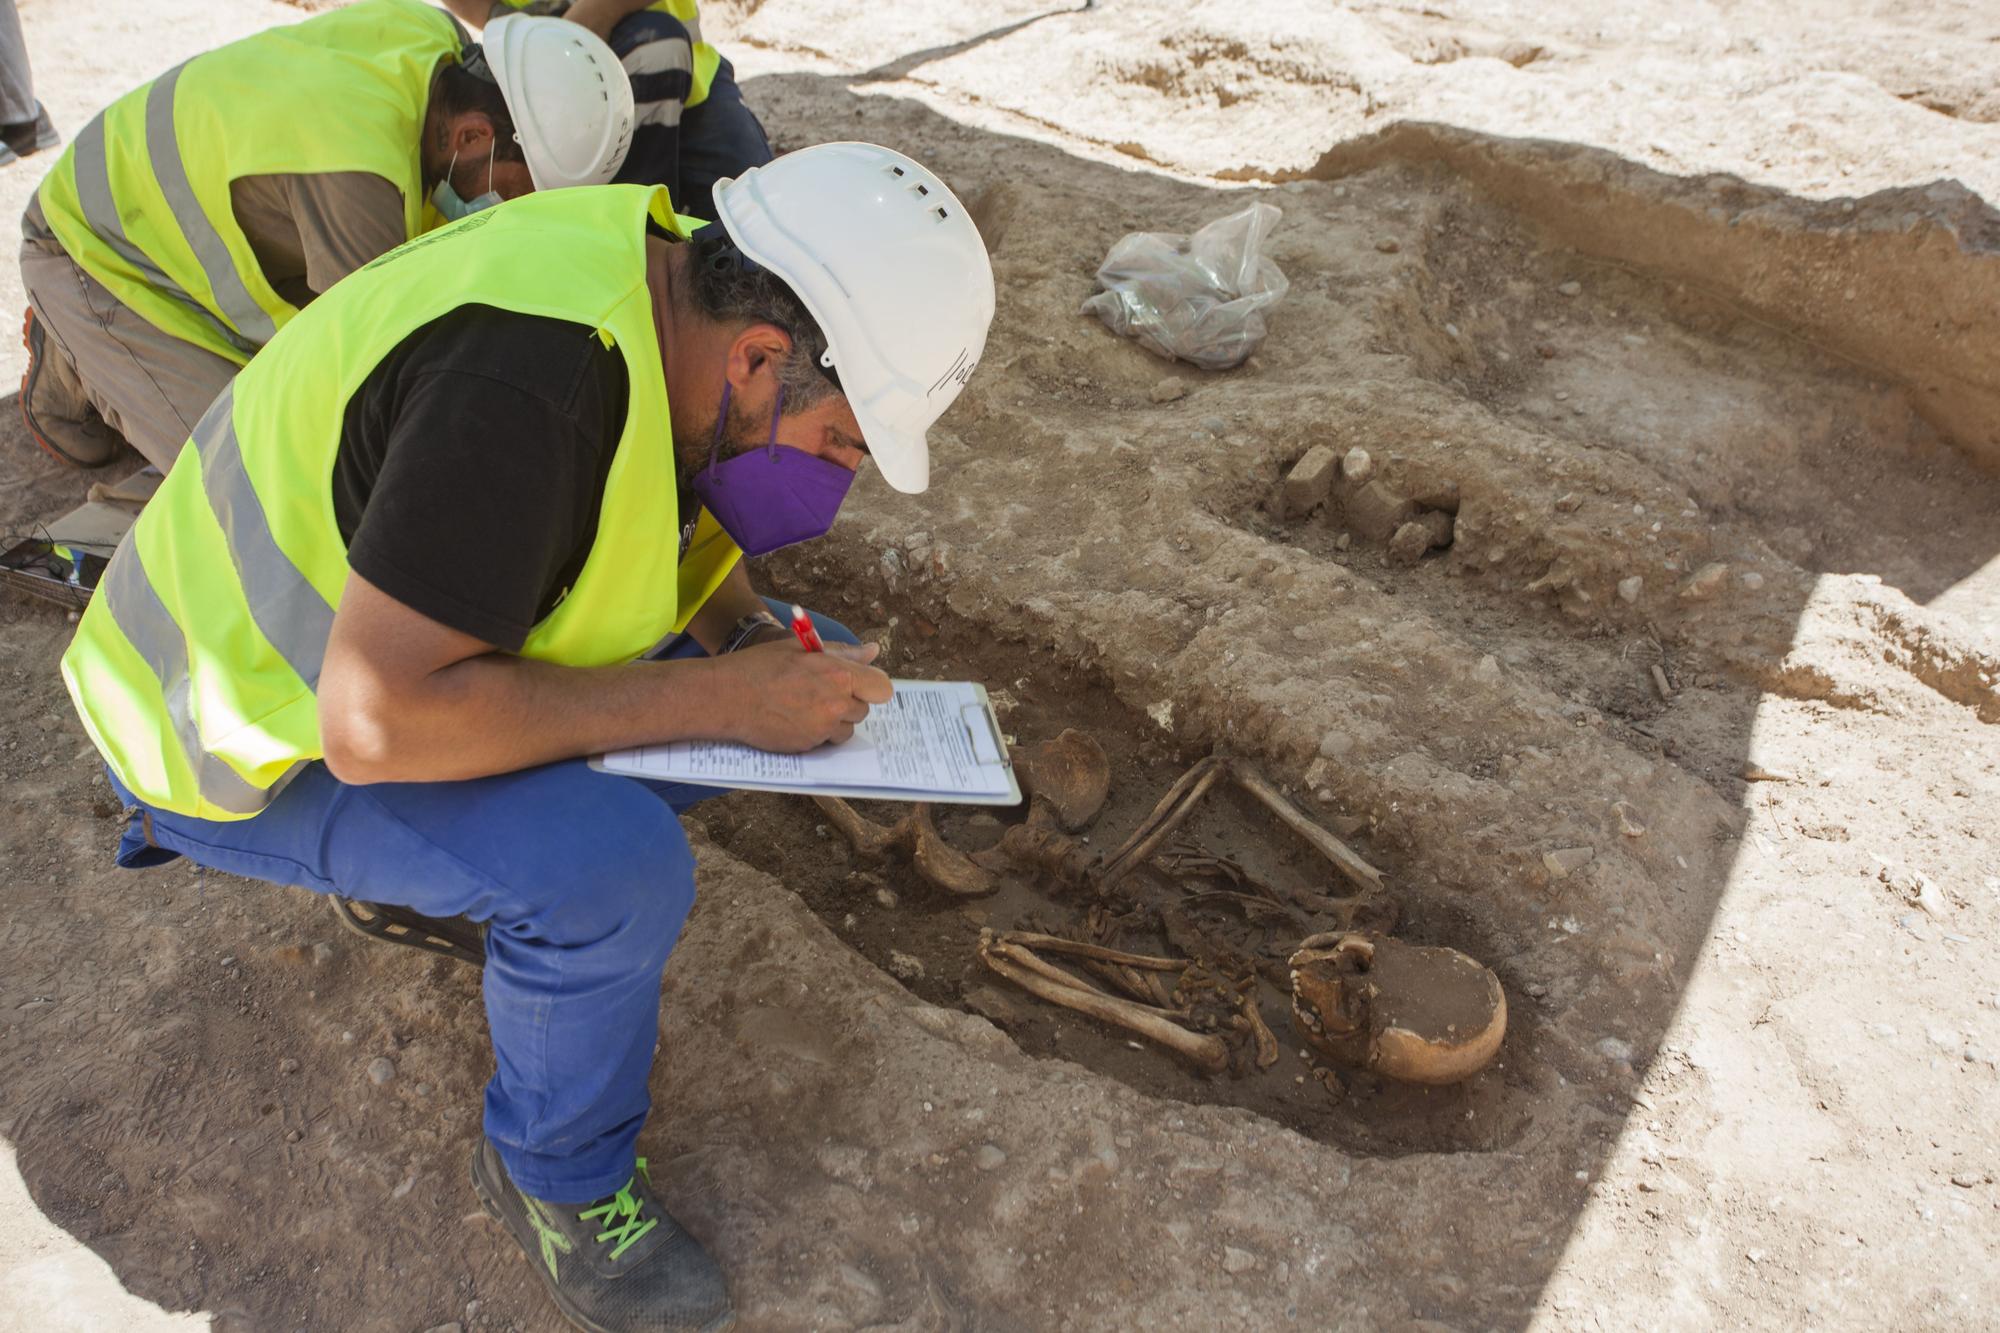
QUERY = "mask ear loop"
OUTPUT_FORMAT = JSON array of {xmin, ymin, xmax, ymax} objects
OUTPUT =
[
  {"xmin": 703, "ymin": 381, "xmax": 733, "ymax": 484},
  {"xmin": 765, "ymin": 384, "xmax": 786, "ymax": 459}
]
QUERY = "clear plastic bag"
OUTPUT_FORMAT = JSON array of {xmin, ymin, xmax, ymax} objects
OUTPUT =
[{"xmin": 1080, "ymin": 202, "xmax": 1289, "ymax": 371}]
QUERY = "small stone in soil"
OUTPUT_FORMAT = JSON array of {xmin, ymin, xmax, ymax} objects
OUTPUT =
[
  {"xmin": 1543, "ymin": 846, "xmax": 1595, "ymax": 878},
  {"xmin": 1374, "ymin": 238, "xmax": 1399, "ymax": 253},
  {"xmin": 975, "ymin": 1144, "xmax": 1008, "ymax": 1171},
  {"xmin": 278, "ymin": 1057, "xmax": 300, "ymax": 1075},
  {"xmin": 1149, "ymin": 376, "xmax": 1188, "ymax": 404},
  {"xmin": 1557, "ymin": 280, "xmax": 1582, "ymax": 296},
  {"xmin": 1340, "ymin": 446, "xmax": 1373, "ymax": 483},
  {"xmin": 367, "ymin": 1057, "xmax": 397, "ymax": 1086},
  {"xmin": 311, "ymin": 942, "xmax": 334, "ymax": 966},
  {"xmin": 1222, "ymin": 1245, "xmax": 1257, "ymax": 1274},
  {"xmin": 1617, "ymin": 576, "xmax": 1643, "ymax": 603}
]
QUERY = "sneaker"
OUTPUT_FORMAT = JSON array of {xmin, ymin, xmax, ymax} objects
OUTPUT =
[
  {"xmin": 470, "ymin": 1137, "xmax": 734, "ymax": 1333},
  {"xmin": 20, "ymin": 307, "xmax": 122, "ymax": 467},
  {"xmin": 0, "ymin": 104, "xmax": 58, "ymax": 157}
]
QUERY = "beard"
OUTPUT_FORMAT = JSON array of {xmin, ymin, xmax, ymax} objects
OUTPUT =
[{"xmin": 675, "ymin": 390, "xmax": 766, "ymax": 478}]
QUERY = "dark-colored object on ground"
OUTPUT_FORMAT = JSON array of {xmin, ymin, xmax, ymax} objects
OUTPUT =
[
  {"xmin": 469, "ymin": 1137, "xmax": 735, "ymax": 1333},
  {"xmin": 330, "ymin": 896, "xmax": 486, "ymax": 968}
]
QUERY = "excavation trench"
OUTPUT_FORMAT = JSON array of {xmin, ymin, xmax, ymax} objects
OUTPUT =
[{"xmin": 692, "ymin": 581, "xmax": 1539, "ymax": 1157}]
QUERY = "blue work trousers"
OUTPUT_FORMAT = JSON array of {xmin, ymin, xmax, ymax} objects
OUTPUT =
[{"xmin": 104, "ymin": 602, "xmax": 854, "ymax": 1203}]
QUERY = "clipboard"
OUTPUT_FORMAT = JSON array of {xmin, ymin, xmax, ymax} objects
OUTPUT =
[{"xmin": 590, "ymin": 678, "xmax": 1022, "ymax": 805}]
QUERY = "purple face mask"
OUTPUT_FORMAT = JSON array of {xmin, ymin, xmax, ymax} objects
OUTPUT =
[{"xmin": 688, "ymin": 383, "xmax": 855, "ymax": 558}]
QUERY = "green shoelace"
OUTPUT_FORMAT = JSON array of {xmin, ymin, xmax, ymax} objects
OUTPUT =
[{"xmin": 579, "ymin": 1157, "xmax": 660, "ymax": 1261}]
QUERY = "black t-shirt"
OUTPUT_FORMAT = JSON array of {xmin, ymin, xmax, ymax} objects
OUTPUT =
[{"xmin": 333, "ymin": 305, "xmax": 633, "ymax": 650}]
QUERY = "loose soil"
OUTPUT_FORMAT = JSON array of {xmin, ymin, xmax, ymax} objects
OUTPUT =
[{"xmin": 2, "ymin": 1, "xmax": 1998, "ymax": 1330}]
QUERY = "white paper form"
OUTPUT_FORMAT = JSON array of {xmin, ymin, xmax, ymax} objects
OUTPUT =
[{"xmin": 592, "ymin": 679, "xmax": 1020, "ymax": 805}]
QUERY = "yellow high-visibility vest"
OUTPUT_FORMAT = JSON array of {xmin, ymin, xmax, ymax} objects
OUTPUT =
[
  {"xmin": 36, "ymin": 0, "xmax": 462, "ymax": 367},
  {"xmin": 62, "ymin": 185, "xmax": 743, "ymax": 820},
  {"xmin": 494, "ymin": 0, "xmax": 720, "ymax": 107}
]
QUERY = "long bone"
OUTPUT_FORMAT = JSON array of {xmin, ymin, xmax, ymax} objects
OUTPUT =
[
  {"xmin": 811, "ymin": 796, "xmax": 997, "ymax": 896},
  {"xmin": 975, "ymin": 930, "xmax": 1230, "ymax": 1074}
]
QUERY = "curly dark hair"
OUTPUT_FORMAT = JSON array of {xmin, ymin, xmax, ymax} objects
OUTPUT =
[{"xmin": 683, "ymin": 228, "xmax": 840, "ymax": 413}]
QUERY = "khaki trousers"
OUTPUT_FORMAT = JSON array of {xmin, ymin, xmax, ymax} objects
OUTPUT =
[{"xmin": 19, "ymin": 206, "xmax": 239, "ymax": 472}]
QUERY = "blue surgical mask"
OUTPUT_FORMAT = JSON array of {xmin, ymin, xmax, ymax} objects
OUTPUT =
[{"xmin": 433, "ymin": 142, "xmax": 501, "ymax": 221}]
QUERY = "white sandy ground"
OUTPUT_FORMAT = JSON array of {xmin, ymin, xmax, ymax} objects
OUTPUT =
[
  {"xmin": 1, "ymin": 1, "xmax": 1997, "ymax": 1328},
  {"xmin": 0, "ymin": 1144, "xmax": 206, "ymax": 1331}
]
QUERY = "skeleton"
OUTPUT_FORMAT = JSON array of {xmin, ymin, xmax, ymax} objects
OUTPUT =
[{"xmin": 816, "ymin": 731, "xmax": 1507, "ymax": 1086}]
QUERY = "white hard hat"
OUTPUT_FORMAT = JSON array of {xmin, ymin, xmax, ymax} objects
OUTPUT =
[
  {"xmin": 483, "ymin": 14, "xmax": 634, "ymax": 190},
  {"xmin": 712, "ymin": 143, "xmax": 997, "ymax": 494}
]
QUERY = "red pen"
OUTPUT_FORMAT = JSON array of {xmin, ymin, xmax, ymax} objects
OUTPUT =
[{"xmin": 789, "ymin": 604, "xmax": 824, "ymax": 653}]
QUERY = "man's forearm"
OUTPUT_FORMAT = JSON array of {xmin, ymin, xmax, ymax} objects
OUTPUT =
[
  {"xmin": 322, "ymin": 651, "xmax": 737, "ymax": 785},
  {"xmin": 681, "ymin": 560, "xmax": 775, "ymax": 655}
]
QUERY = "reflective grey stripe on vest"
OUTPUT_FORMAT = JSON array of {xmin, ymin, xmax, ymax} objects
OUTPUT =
[
  {"xmin": 68, "ymin": 106, "xmax": 256, "ymax": 357},
  {"xmin": 144, "ymin": 64, "xmax": 278, "ymax": 349},
  {"xmin": 191, "ymin": 388, "xmax": 335, "ymax": 688},
  {"xmin": 98, "ymin": 541, "xmax": 271, "ymax": 816}
]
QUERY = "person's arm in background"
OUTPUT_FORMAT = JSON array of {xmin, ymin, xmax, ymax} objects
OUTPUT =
[
  {"xmin": 287, "ymin": 173, "xmax": 414, "ymax": 297},
  {"xmin": 436, "ymin": 0, "xmax": 660, "ymax": 42}
]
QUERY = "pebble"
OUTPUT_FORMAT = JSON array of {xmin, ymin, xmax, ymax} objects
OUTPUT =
[
  {"xmin": 1679, "ymin": 562, "xmax": 1730, "ymax": 601},
  {"xmin": 1280, "ymin": 445, "xmax": 1341, "ymax": 518},
  {"xmin": 1557, "ymin": 280, "xmax": 1582, "ymax": 297},
  {"xmin": 366, "ymin": 1057, "xmax": 397, "ymax": 1086},
  {"xmin": 1374, "ymin": 238, "xmax": 1400, "ymax": 253},
  {"xmin": 420, "ymin": 1324, "xmax": 464, "ymax": 1333},
  {"xmin": 415, "ymin": 1082, "xmax": 432, "ymax": 1097},
  {"xmin": 1596, "ymin": 1036, "xmax": 1635, "ymax": 1063},
  {"xmin": 1739, "ymin": 571, "xmax": 1765, "ymax": 590},
  {"xmin": 1617, "ymin": 575, "xmax": 1643, "ymax": 604},
  {"xmin": 837, "ymin": 1264, "xmax": 883, "ymax": 1300},
  {"xmin": 1542, "ymin": 846, "xmax": 1595, "ymax": 879},
  {"xmin": 874, "ymin": 886, "xmax": 900, "ymax": 910},
  {"xmin": 311, "ymin": 942, "xmax": 334, "ymax": 966},
  {"xmin": 220, "ymin": 956, "xmax": 237, "ymax": 969},
  {"xmin": 888, "ymin": 951, "xmax": 926, "ymax": 981},
  {"xmin": 285, "ymin": 1129, "xmax": 302, "ymax": 1144},
  {"xmin": 1150, "ymin": 376, "xmax": 1188, "ymax": 404},
  {"xmin": 975, "ymin": 1144, "xmax": 1008, "ymax": 1171},
  {"xmin": 278, "ymin": 1057, "xmax": 300, "ymax": 1075},
  {"xmin": 1388, "ymin": 520, "xmax": 1436, "ymax": 566},
  {"xmin": 1526, "ymin": 982, "xmax": 1549, "ymax": 998},
  {"xmin": 1951, "ymin": 1172, "xmax": 1984, "ymax": 1188},
  {"xmin": 340, "ymin": 1030, "xmax": 355, "ymax": 1044},
  {"xmin": 1221, "ymin": 1245, "xmax": 1258, "ymax": 1274},
  {"xmin": 1340, "ymin": 446, "xmax": 1373, "ymax": 483},
  {"xmin": 1554, "ymin": 492, "xmax": 1582, "ymax": 513},
  {"xmin": 1915, "ymin": 877, "xmax": 1950, "ymax": 920},
  {"xmin": 1198, "ymin": 415, "xmax": 1229, "ymax": 437},
  {"xmin": 1613, "ymin": 801, "xmax": 1648, "ymax": 837}
]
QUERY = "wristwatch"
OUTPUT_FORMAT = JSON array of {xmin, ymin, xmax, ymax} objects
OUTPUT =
[{"xmin": 719, "ymin": 608, "xmax": 786, "ymax": 654}]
